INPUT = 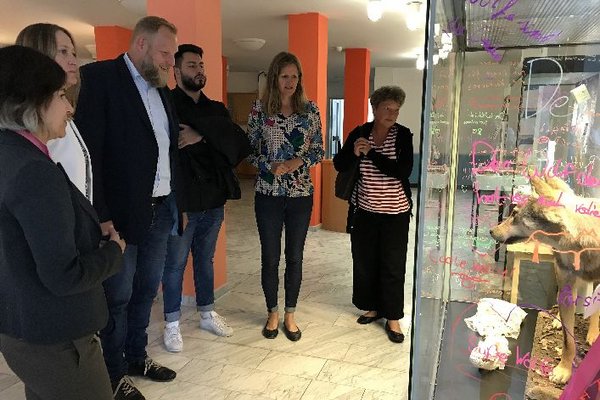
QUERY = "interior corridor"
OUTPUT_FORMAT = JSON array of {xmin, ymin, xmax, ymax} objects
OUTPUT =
[{"xmin": 0, "ymin": 177, "xmax": 414, "ymax": 400}]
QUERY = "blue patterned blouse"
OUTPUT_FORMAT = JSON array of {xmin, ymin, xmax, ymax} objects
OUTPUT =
[{"xmin": 247, "ymin": 100, "xmax": 324, "ymax": 197}]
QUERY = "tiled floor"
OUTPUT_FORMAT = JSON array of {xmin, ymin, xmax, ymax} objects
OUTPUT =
[{"xmin": 0, "ymin": 178, "xmax": 414, "ymax": 400}]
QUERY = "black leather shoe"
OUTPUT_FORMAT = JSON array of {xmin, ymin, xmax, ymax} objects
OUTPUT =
[
  {"xmin": 112, "ymin": 376, "xmax": 145, "ymax": 400},
  {"xmin": 262, "ymin": 323, "xmax": 278, "ymax": 339},
  {"xmin": 128, "ymin": 357, "xmax": 176, "ymax": 382},
  {"xmin": 385, "ymin": 322, "xmax": 404, "ymax": 343},
  {"xmin": 356, "ymin": 314, "xmax": 381, "ymax": 325},
  {"xmin": 283, "ymin": 322, "xmax": 302, "ymax": 341}
]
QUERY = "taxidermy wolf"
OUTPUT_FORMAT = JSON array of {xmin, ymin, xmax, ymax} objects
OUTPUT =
[{"xmin": 490, "ymin": 175, "xmax": 600, "ymax": 384}]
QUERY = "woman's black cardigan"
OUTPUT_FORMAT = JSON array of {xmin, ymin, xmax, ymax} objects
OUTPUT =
[{"xmin": 333, "ymin": 121, "xmax": 414, "ymax": 230}]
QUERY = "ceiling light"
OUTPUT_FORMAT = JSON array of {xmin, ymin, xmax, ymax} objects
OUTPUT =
[
  {"xmin": 405, "ymin": 1, "xmax": 424, "ymax": 30},
  {"xmin": 367, "ymin": 0, "xmax": 384, "ymax": 22},
  {"xmin": 406, "ymin": 18, "xmax": 421, "ymax": 31},
  {"xmin": 233, "ymin": 38, "xmax": 266, "ymax": 51},
  {"xmin": 416, "ymin": 54, "xmax": 425, "ymax": 70}
]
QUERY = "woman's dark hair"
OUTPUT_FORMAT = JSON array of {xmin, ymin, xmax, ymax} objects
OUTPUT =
[
  {"xmin": 16, "ymin": 23, "xmax": 80, "ymax": 107},
  {"xmin": 370, "ymin": 85, "xmax": 406, "ymax": 109},
  {"xmin": 261, "ymin": 51, "xmax": 307, "ymax": 116},
  {"xmin": 0, "ymin": 45, "xmax": 66, "ymax": 133}
]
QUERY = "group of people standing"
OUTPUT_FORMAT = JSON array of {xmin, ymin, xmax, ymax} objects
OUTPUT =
[{"xmin": 0, "ymin": 13, "xmax": 414, "ymax": 400}]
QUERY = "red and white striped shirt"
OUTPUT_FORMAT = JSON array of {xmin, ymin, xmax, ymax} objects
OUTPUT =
[{"xmin": 355, "ymin": 126, "xmax": 410, "ymax": 214}]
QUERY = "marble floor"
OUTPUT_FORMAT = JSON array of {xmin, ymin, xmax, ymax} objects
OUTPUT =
[{"xmin": 0, "ymin": 178, "xmax": 415, "ymax": 400}]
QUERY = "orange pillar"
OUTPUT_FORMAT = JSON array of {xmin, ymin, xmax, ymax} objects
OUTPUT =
[
  {"xmin": 94, "ymin": 26, "xmax": 131, "ymax": 61},
  {"xmin": 343, "ymin": 49, "xmax": 370, "ymax": 141},
  {"xmin": 288, "ymin": 12, "xmax": 328, "ymax": 227},
  {"xmin": 147, "ymin": 0, "xmax": 228, "ymax": 295}
]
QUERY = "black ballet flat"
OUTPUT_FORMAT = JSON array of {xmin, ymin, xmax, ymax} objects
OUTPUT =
[
  {"xmin": 356, "ymin": 314, "xmax": 381, "ymax": 325},
  {"xmin": 385, "ymin": 321, "xmax": 404, "ymax": 343},
  {"xmin": 262, "ymin": 323, "xmax": 278, "ymax": 339},
  {"xmin": 283, "ymin": 322, "xmax": 302, "ymax": 342}
]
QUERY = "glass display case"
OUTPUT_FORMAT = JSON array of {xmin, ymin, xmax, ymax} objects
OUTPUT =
[{"xmin": 410, "ymin": 1, "xmax": 600, "ymax": 399}]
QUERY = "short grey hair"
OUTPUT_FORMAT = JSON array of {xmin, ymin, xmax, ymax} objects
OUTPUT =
[
  {"xmin": 0, "ymin": 102, "xmax": 41, "ymax": 133},
  {"xmin": 370, "ymin": 85, "xmax": 406, "ymax": 109}
]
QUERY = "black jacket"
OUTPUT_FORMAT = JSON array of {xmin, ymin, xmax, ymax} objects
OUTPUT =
[
  {"xmin": 333, "ymin": 122, "xmax": 414, "ymax": 230},
  {"xmin": 0, "ymin": 130, "xmax": 122, "ymax": 344},
  {"xmin": 75, "ymin": 55, "xmax": 185, "ymax": 244},
  {"xmin": 171, "ymin": 87, "xmax": 251, "ymax": 211}
]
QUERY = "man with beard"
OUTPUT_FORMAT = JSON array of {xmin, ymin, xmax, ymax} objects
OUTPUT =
[
  {"xmin": 75, "ymin": 16, "xmax": 184, "ymax": 400},
  {"xmin": 161, "ymin": 44, "xmax": 250, "ymax": 352}
]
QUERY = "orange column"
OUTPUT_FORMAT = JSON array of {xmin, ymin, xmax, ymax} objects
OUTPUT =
[
  {"xmin": 94, "ymin": 26, "xmax": 131, "ymax": 61},
  {"xmin": 343, "ymin": 49, "xmax": 370, "ymax": 141},
  {"xmin": 288, "ymin": 12, "xmax": 328, "ymax": 227},
  {"xmin": 147, "ymin": 0, "xmax": 228, "ymax": 295}
]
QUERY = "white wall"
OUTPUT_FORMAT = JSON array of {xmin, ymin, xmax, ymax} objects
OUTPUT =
[
  {"xmin": 374, "ymin": 67, "xmax": 424, "ymax": 149},
  {"xmin": 228, "ymin": 71, "xmax": 258, "ymax": 93}
]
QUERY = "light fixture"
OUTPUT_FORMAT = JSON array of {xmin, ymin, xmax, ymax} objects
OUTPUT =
[
  {"xmin": 416, "ymin": 54, "xmax": 425, "ymax": 70},
  {"xmin": 367, "ymin": 0, "xmax": 384, "ymax": 22},
  {"xmin": 233, "ymin": 38, "xmax": 266, "ymax": 51},
  {"xmin": 405, "ymin": 1, "xmax": 424, "ymax": 31}
]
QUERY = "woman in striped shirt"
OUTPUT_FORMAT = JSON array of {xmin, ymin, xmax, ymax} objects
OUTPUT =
[{"xmin": 333, "ymin": 86, "xmax": 413, "ymax": 343}]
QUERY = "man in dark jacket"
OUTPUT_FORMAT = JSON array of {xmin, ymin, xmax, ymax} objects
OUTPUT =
[
  {"xmin": 75, "ymin": 16, "xmax": 184, "ymax": 400},
  {"xmin": 161, "ymin": 44, "xmax": 250, "ymax": 353}
]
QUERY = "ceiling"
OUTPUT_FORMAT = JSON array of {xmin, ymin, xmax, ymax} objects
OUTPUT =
[{"xmin": 0, "ymin": 0, "xmax": 428, "ymax": 82}]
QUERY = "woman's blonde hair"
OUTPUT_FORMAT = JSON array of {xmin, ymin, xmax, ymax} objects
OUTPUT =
[
  {"xmin": 261, "ymin": 51, "xmax": 307, "ymax": 116},
  {"xmin": 16, "ymin": 23, "xmax": 80, "ymax": 108}
]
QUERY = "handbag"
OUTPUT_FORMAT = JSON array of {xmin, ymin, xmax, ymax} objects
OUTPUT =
[{"xmin": 335, "ymin": 157, "xmax": 360, "ymax": 200}]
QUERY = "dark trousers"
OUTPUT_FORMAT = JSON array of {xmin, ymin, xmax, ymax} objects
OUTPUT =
[
  {"xmin": 351, "ymin": 208, "xmax": 410, "ymax": 320},
  {"xmin": 255, "ymin": 193, "xmax": 313, "ymax": 312},
  {"xmin": 0, "ymin": 333, "xmax": 113, "ymax": 400},
  {"xmin": 100, "ymin": 195, "xmax": 173, "ymax": 382}
]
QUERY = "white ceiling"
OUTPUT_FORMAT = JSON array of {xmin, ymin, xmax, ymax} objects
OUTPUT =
[{"xmin": 0, "ymin": 0, "xmax": 426, "ymax": 81}]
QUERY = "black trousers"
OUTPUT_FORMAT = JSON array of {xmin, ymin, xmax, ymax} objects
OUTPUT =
[
  {"xmin": 0, "ymin": 333, "xmax": 113, "ymax": 400},
  {"xmin": 255, "ymin": 193, "xmax": 313, "ymax": 312},
  {"xmin": 350, "ymin": 208, "xmax": 410, "ymax": 320}
]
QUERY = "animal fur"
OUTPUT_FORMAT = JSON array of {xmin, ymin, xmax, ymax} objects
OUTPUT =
[{"xmin": 490, "ymin": 175, "xmax": 600, "ymax": 384}]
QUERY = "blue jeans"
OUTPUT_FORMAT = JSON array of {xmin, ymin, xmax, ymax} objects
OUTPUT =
[
  {"xmin": 162, "ymin": 206, "xmax": 225, "ymax": 322},
  {"xmin": 254, "ymin": 193, "xmax": 313, "ymax": 313},
  {"xmin": 100, "ymin": 194, "xmax": 174, "ymax": 383}
]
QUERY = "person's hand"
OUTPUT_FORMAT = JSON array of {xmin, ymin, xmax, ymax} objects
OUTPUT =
[
  {"xmin": 354, "ymin": 138, "xmax": 371, "ymax": 156},
  {"xmin": 283, "ymin": 158, "xmax": 303, "ymax": 173},
  {"xmin": 270, "ymin": 161, "xmax": 289, "ymax": 176},
  {"xmin": 182, "ymin": 212, "xmax": 189, "ymax": 231},
  {"xmin": 107, "ymin": 225, "xmax": 126, "ymax": 253},
  {"xmin": 178, "ymin": 124, "xmax": 203, "ymax": 149},
  {"xmin": 100, "ymin": 220, "xmax": 114, "ymax": 236}
]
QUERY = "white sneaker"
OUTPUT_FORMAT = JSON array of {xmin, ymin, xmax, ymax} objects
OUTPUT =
[
  {"xmin": 199, "ymin": 311, "xmax": 234, "ymax": 337},
  {"xmin": 163, "ymin": 324, "xmax": 183, "ymax": 353}
]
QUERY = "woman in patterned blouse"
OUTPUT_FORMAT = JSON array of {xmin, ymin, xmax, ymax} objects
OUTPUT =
[{"xmin": 247, "ymin": 52, "xmax": 324, "ymax": 341}]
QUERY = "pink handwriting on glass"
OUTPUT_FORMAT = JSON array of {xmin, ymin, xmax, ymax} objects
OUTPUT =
[
  {"xmin": 575, "ymin": 201, "xmax": 600, "ymax": 218},
  {"xmin": 558, "ymin": 285, "xmax": 600, "ymax": 308},
  {"xmin": 468, "ymin": 0, "xmax": 561, "ymax": 42},
  {"xmin": 467, "ymin": 334, "xmax": 554, "ymax": 376},
  {"xmin": 471, "ymin": 139, "xmax": 600, "ymax": 188}
]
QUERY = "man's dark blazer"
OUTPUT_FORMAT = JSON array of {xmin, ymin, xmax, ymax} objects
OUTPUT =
[
  {"xmin": 0, "ymin": 130, "xmax": 122, "ymax": 344},
  {"xmin": 75, "ymin": 54, "xmax": 184, "ymax": 245}
]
